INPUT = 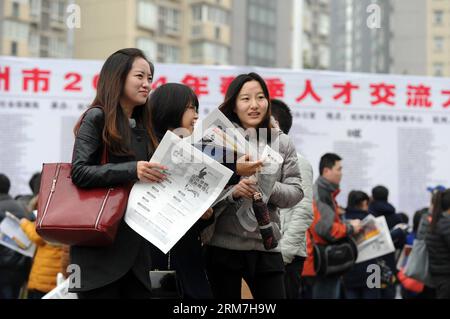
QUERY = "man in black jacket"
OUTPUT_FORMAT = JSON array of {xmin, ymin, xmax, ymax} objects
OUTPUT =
[{"xmin": 0, "ymin": 173, "xmax": 32, "ymax": 299}]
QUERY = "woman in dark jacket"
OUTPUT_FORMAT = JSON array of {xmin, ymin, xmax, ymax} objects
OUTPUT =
[
  {"xmin": 147, "ymin": 83, "xmax": 261, "ymax": 298},
  {"xmin": 147, "ymin": 83, "xmax": 212, "ymax": 299},
  {"xmin": 426, "ymin": 188, "xmax": 450, "ymax": 299},
  {"xmin": 69, "ymin": 48, "xmax": 166, "ymax": 298},
  {"xmin": 343, "ymin": 190, "xmax": 381, "ymax": 299}
]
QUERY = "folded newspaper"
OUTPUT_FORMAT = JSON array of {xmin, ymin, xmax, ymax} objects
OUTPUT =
[
  {"xmin": 0, "ymin": 212, "xmax": 36, "ymax": 258},
  {"xmin": 355, "ymin": 215, "xmax": 395, "ymax": 263},
  {"xmin": 42, "ymin": 273, "xmax": 78, "ymax": 299},
  {"xmin": 189, "ymin": 109, "xmax": 285, "ymax": 231},
  {"xmin": 353, "ymin": 214, "xmax": 381, "ymax": 246}
]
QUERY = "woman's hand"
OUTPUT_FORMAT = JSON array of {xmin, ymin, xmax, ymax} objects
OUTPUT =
[
  {"xmin": 201, "ymin": 208, "xmax": 214, "ymax": 220},
  {"xmin": 232, "ymin": 178, "xmax": 258, "ymax": 200},
  {"xmin": 236, "ymin": 154, "xmax": 263, "ymax": 176},
  {"xmin": 137, "ymin": 161, "xmax": 168, "ymax": 183}
]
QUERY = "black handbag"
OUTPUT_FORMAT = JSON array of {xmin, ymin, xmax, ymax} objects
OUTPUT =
[
  {"xmin": 310, "ymin": 230, "xmax": 358, "ymax": 277},
  {"xmin": 149, "ymin": 251, "xmax": 183, "ymax": 299}
]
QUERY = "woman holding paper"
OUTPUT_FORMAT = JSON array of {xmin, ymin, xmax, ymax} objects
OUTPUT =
[
  {"xmin": 204, "ymin": 72, "xmax": 304, "ymax": 299},
  {"xmin": 70, "ymin": 48, "xmax": 166, "ymax": 299},
  {"xmin": 147, "ymin": 83, "xmax": 264, "ymax": 298}
]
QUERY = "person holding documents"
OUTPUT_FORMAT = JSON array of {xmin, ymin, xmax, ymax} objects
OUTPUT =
[
  {"xmin": 147, "ymin": 82, "xmax": 214, "ymax": 298},
  {"xmin": 69, "ymin": 48, "xmax": 166, "ymax": 299},
  {"xmin": 147, "ymin": 83, "xmax": 262, "ymax": 298},
  {"xmin": 0, "ymin": 173, "xmax": 32, "ymax": 299},
  {"xmin": 19, "ymin": 196, "xmax": 69, "ymax": 299},
  {"xmin": 342, "ymin": 191, "xmax": 381, "ymax": 299},
  {"xmin": 204, "ymin": 73, "xmax": 304, "ymax": 299}
]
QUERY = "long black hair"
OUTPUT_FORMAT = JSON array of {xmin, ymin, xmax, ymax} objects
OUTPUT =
[
  {"xmin": 430, "ymin": 188, "xmax": 450, "ymax": 233},
  {"xmin": 219, "ymin": 72, "xmax": 272, "ymax": 130},
  {"xmin": 148, "ymin": 83, "xmax": 199, "ymax": 140},
  {"xmin": 74, "ymin": 48, "xmax": 157, "ymax": 155}
]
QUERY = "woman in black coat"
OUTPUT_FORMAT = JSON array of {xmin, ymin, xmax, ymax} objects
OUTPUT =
[
  {"xmin": 147, "ymin": 83, "xmax": 262, "ymax": 298},
  {"xmin": 69, "ymin": 48, "xmax": 167, "ymax": 299},
  {"xmin": 426, "ymin": 189, "xmax": 450, "ymax": 299}
]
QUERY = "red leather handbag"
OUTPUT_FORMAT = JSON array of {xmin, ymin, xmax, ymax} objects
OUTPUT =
[{"xmin": 36, "ymin": 109, "xmax": 131, "ymax": 246}]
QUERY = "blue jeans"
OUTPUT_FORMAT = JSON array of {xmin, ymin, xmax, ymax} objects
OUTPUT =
[{"xmin": 312, "ymin": 276, "xmax": 342, "ymax": 299}]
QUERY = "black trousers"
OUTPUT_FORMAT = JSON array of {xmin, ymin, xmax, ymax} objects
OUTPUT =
[
  {"xmin": 77, "ymin": 270, "xmax": 152, "ymax": 299},
  {"xmin": 205, "ymin": 246, "xmax": 286, "ymax": 299},
  {"xmin": 436, "ymin": 277, "xmax": 450, "ymax": 299},
  {"xmin": 284, "ymin": 256, "xmax": 306, "ymax": 299}
]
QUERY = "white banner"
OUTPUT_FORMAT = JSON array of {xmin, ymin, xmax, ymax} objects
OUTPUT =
[{"xmin": 1, "ymin": 56, "xmax": 449, "ymax": 217}]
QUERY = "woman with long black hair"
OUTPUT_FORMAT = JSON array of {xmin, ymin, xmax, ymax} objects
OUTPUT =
[
  {"xmin": 426, "ymin": 188, "xmax": 450, "ymax": 299},
  {"xmin": 69, "ymin": 48, "xmax": 165, "ymax": 298},
  {"xmin": 204, "ymin": 73, "xmax": 303, "ymax": 299}
]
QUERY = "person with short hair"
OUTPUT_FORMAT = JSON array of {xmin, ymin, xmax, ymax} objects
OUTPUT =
[
  {"xmin": 302, "ymin": 153, "xmax": 362, "ymax": 299},
  {"xmin": 270, "ymin": 99, "xmax": 313, "ymax": 299}
]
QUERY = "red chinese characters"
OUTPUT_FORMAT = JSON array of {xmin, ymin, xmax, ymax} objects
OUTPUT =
[
  {"xmin": 265, "ymin": 78, "xmax": 285, "ymax": 99},
  {"xmin": 151, "ymin": 76, "xmax": 167, "ymax": 90},
  {"xmin": 442, "ymin": 90, "xmax": 450, "ymax": 108},
  {"xmin": 22, "ymin": 68, "xmax": 51, "ymax": 92},
  {"xmin": 0, "ymin": 66, "xmax": 10, "ymax": 92},
  {"xmin": 370, "ymin": 83, "xmax": 396, "ymax": 106},
  {"xmin": 296, "ymin": 79, "xmax": 322, "ymax": 103},
  {"xmin": 220, "ymin": 76, "xmax": 235, "ymax": 96},
  {"xmin": 182, "ymin": 74, "xmax": 209, "ymax": 97},
  {"xmin": 407, "ymin": 84, "xmax": 432, "ymax": 108},
  {"xmin": 333, "ymin": 81, "xmax": 360, "ymax": 105}
]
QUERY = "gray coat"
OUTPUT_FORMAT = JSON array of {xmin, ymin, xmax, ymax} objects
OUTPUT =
[
  {"xmin": 207, "ymin": 129, "xmax": 303, "ymax": 252},
  {"xmin": 280, "ymin": 153, "xmax": 313, "ymax": 263}
]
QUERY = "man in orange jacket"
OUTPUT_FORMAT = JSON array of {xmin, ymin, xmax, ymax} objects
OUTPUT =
[{"xmin": 302, "ymin": 153, "xmax": 361, "ymax": 299}]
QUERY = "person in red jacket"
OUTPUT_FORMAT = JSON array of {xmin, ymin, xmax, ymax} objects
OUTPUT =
[{"xmin": 302, "ymin": 153, "xmax": 361, "ymax": 299}]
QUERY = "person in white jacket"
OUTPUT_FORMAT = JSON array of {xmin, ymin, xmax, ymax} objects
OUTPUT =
[{"xmin": 271, "ymin": 99, "xmax": 314, "ymax": 299}]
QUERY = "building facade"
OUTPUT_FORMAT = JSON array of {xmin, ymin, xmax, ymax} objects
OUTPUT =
[{"xmin": 0, "ymin": 0, "xmax": 72, "ymax": 58}]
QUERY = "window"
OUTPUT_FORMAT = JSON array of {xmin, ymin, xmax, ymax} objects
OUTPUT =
[
  {"xmin": 433, "ymin": 63, "xmax": 444, "ymax": 77},
  {"xmin": 51, "ymin": 0, "xmax": 65, "ymax": 21},
  {"xmin": 434, "ymin": 36, "xmax": 444, "ymax": 52},
  {"xmin": 3, "ymin": 21, "xmax": 29, "ymax": 41},
  {"xmin": 12, "ymin": 2, "xmax": 20, "ymax": 18},
  {"xmin": 191, "ymin": 25, "xmax": 202, "ymax": 37},
  {"xmin": 319, "ymin": 14, "xmax": 329, "ymax": 36},
  {"xmin": 192, "ymin": 5, "xmax": 203, "ymax": 21},
  {"xmin": 158, "ymin": 44, "xmax": 180, "ymax": 63},
  {"xmin": 50, "ymin": 37, "xmax": 66, "ymax": 57},
  {"xmin": 29, "ymin": 31, "xmax": 39, "ymax": 53},
  {"xmin": 207, "ymin": 6, "xmax": 228, "ymax": 25},
  {"xmin": 30, "ymin": 0, "xmax": 41, "ymax": 17},
  {"xmin": 215, "ymin": 26, "xmax": 221, "ymax": 40},
  {"xmin": 190, "ymin": 42, "xmax": 229, "ymax": 64},
  {"xmin": 137, "ymin": 0, "xmax": 157, "ymax": 30},
  {"xmin": 11, "ymin": 41, "xmax": 18, "ymax": 56},
  {"xmin": 159, "ymin": 6, "xmax": 180, "ymax": 34},
  {"xmin": 433, "ymin": 10, "xmax": 444, "ymax": 25},
  {"xmin": 136, "ymin": 38, "xmax": 157, "ymax": 59}
]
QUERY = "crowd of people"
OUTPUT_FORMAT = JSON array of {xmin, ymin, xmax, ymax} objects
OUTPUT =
[{"xmin": 0, "ymin": 48, "xmax": 449, "ymax": 299}]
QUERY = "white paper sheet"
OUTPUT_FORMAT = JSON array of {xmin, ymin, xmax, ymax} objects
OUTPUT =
[
  {"xmin": 42, "ymin": 273, "xmax": 78, "ymax": 299},
  {"xmin": 125, "ymin": 131, "xmax": 233, "ymax": 254},
  {"xmin": 0, "ymin": 212, "xmax": 36, "ymax": 258},
  {"xmin": 355, "ymin": 215, "xmax": 395, "ymax": 263}
]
